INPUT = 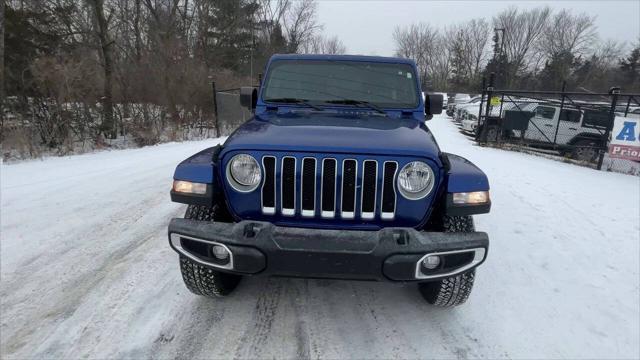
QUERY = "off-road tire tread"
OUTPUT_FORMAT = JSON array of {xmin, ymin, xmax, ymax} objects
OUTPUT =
[
  {"xmin": 442, "ymin": 215, "xmax": 475, "ymax": 232},
  {"xmin": 419, "ymin": 215, "xmax": 477, "ymax": 307},
  {"xmin": 184, "ymin": 204, "xmax": 232, "ymax": 222},
  {"xmin": 179, "ymin": 204, "xmax": 240, "ymax": 297},
  {"xmin": 419, "ymin": 270, "xmax": 476, "ymax": 307},
  {"xmin": 179, "ymin": 256, "xmax": 240, "ymax": 297},
  {"xmin": 571, "ymin": 139, "xmax": 599, "ymax": 162}
]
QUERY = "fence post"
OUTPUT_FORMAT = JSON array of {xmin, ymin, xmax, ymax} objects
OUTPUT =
[
  {"xmin": 624, "ymin": 96, "xmax": 632, "ymax": 117},
  {"xmin": 597, "ymin": 86, "xmax": 620, "ymax": 170},
  {"xmin": 552, "ymin": 81, "xmax": 566, "ymax": 145},
  {"xmin": 211, "ymin": 81, "xmax": 220, "ymax": 137},
  {"xmin": 476, "ymin": 77, "xmax": 486, "ymax": 139},
  {"xmin": 479, "ymin": 73, "xmax": 495, "ymax": 143}
]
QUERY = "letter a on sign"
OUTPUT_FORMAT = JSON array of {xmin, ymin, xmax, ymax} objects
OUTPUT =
[
  {"xmin": 616, "ymin": 122, "xmax": 637, "ymax": 141},
  {"xmin": 610, "ymin": 116, "xmax": 640, "ymax": 161}
]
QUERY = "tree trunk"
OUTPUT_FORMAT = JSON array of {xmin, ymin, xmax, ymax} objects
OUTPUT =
[
  {"xmin": 134, "ymin": 0, "xmax": 142, "ymax": 62},
  {"xmin": 0, "ymin": 0, "xmax": 5, "ymax": 129},
  {"xmin": 89, "ymin": 0, "xmax": 116, "ymax": 139}
]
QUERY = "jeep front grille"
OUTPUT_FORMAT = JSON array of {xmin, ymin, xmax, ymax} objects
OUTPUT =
[{"xmin": 261, "ymin": 156, "xmax": 397, "ymax": 220}]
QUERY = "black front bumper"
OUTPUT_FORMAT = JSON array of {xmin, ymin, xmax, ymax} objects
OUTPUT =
[{"xmin": 168, "ymin": 219, "xmax": 489, "ymax": 282}]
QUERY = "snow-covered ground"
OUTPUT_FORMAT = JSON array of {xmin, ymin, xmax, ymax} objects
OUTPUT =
[{"xmin": 1, "ymin": 115, "xmax": 639, "ymax": 359}]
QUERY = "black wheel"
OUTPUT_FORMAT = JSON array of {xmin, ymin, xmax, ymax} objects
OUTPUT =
[
  {"xmin": 571, "ymin": 139, "xmax": 599, "ymax": 162},
  {"xmin": 418, "ymin": 215, "xmax": 477, "ymax": 307},
  {"xmin": 179, "ymin": 256, "xmax": 241, "ymax": 297},
  {"xmin": 419, "ymin": 270, "xmax": 476, "ymax": 307},
  {"xmin": 179, "ymin": 204, "xmax": 241, "ymax": 297},
  {"xmin": 485, "ymin": 126, "xmax": 500, "ymax": 142}
]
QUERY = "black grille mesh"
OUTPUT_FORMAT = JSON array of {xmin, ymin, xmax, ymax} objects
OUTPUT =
[
  {"xmin": 262, "ymin": 157, "xmax": 276, "ymax": 208},
  {"xmin": 341, "ymin": 160, "xmax": 357, "ymax": 213},
  {"xmin": 302, "ymin": 158, "xmax": 316, "ymax": 212},
  {"xmin": 321, "ymin": 159, "xmax": 336, "ymax": 213},
  {"xmin": 282, "ymin": 157, "xmax": 296, "ymax": 211},
  {"xmin": 382, "ymin": 162, "xmax": 397, "ymax": 213},
  {"xmin": 361, "ymin": 161, "xmax": 377, "ymax": 213}
]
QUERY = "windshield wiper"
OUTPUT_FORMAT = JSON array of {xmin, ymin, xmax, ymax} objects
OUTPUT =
[
  {"xmin": 325, "ymin": 99, "xmax": 386, "ymax": 114},
  {"xmin": 265, "ymin": 98, "xmax": 325, "ymax": 111}
]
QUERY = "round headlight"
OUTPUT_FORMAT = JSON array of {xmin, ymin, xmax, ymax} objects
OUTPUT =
[
  {"xmin": 229, "ymin": 154, "xmax": 261, "ymax": 188},
  {"xmin": 398, "ymin": 161, "xmax": 434, "ymax": 199}
]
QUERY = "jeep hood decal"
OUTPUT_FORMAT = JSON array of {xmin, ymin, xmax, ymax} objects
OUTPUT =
[{"xmin": 222, "ymin": 112, "xmax": 441, "ymax": 158}]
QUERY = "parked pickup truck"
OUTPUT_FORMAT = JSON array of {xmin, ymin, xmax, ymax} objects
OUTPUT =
[
  {"xmin": 494, "ymin": 103, "xmax": 607, "ymax": 161},
  {"xmin": 168, "ymin": 54, "xmax": 491, "ymax": 307}
]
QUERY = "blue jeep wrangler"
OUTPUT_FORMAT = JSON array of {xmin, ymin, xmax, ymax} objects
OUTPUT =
[{"xmin": 168, "ymin": 54, "xmax": 490, "ymax": 307}]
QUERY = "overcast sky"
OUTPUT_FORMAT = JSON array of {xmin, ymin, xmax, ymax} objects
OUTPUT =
[{"xmin": 316, "ymin": 0, "xmax": 640, "ymax": 56}]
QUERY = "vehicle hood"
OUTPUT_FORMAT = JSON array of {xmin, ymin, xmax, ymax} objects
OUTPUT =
[{"xmin": 222, "ymin": 111, "xmax": 441, "ymax": 159}]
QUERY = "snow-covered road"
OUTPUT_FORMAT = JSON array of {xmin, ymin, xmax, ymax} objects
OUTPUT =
[{"xmin": 2, "ymin": 116, "xmax": 639, "ymax": 359}]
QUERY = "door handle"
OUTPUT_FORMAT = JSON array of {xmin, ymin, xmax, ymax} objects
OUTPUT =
[
  {"xmin": 544, "ymin": 124, "xmax": 553, "ymax": 127},
  {"xmin": 569, "ymin": 127, "xmax": 577, "ymax": 130}
]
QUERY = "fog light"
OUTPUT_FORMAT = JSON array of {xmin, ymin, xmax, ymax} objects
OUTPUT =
[
  {"xmin": 211, "ymin": 245, "xmax": 229, "ymax": 260},
  {"xmin": 422, "ymin": 255, "xmax": 441, "ymax": 270}
]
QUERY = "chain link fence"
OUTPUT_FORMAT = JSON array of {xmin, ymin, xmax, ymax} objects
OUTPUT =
[
  {"xmin": 464, "ymin": 77, "xmax": 640, "ymax": 175},
  {"xmin": 215, "ymin": 90, "xmax": 251, "ymax": 136}
]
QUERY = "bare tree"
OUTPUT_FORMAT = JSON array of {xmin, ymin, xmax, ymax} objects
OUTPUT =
[
  {"xmin": 256, "ymin": 0, "xmax": 290, "ymax": 42},
  {"xmin": 539, "ymin": 9, "xmax": 597, "ymax": 58},
  {"xmin": 284, "ymin": 0, "xmax": 321, "ymax": 53},
  {"xmin": 321, "ymin": 36, "xmax": 346, "ymax": 54},
  {"xmin": 301, "ymin": 34, "xmax": 346, "ymax": 54},
  {"xmin": 465, "ymin": 19, "xmax": 491, "ymax": 82},
  {"xmin": 493, "ymin": 6, "xmax": 551, "ymax": 85},
  {"xmin": 393, "ymin": 23, "xmax": 439, "ymax": 88},
  {"xmin": 87, "ymin": 0, "xmax": 116, "ymax": 139},
  {"xmin": 1, "ymin": 0, "xmax": 4, "ymax": 127},
  {"xmin": 430, "ymin": 35, "xmax": 452, "ymax": 91}
]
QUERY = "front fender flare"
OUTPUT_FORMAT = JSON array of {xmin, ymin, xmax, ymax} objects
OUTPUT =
[{"xmin": 441, "ymin": 153, "xmax": 490, "ymax": 215}]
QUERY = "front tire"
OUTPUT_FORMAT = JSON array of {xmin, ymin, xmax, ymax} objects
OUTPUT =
[
  {"xmin": 179, "ymin": 204, "xmax": 241, "ymax": 298},
  {"xmin": 485, "ymin": 126, "xmax": 500, "ymax": 142},
  {"xmin": 418, "ymin": 270, "xmax": 476, "ymax": 307},
  {"xmin": 418, "ymin": 215, "xmax": 477, "ymax": 307},
  {"xmin": 571, "ymin": 139, "xmax": 599, "ymax": 162},
  {"xmin": 180, "ymin": 256, "xmax": 241, "ymax": 297}
]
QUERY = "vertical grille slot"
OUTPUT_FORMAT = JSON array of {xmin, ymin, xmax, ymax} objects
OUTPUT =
[
  {"xmin": 301, "ymin": 158, "xmax": 316, "ymax": 217},
  {"xmin": 361, "ymin": 160, "xmax": 377, "ymax": 219},
  {"xmin": 381, "ymin": 161, "xmax": 398, "ymax": 220},
  {"xmin": 261, "ymin": 156, "xmax": 276, "ymax": 214},
  {"xmin": 321, "ymin": 158, "xmax": 337, "ymax": 218},
  {"xmin": 281, "ymin": 157, "xmax": 296, "ymax": 216},
  {"xmin": 341, "ymin": 159, "xmax": 357, "ymax": 219}
]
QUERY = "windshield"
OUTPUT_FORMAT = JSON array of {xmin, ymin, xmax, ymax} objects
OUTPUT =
[{"xmin": 262, "ymin": 60, "xmax": 420, "ymax": 109}]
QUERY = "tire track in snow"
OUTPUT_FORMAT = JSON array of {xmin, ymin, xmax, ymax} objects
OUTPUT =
[
  {"xmin": 286, "ymin": 280, "xmax": 311, "ymax": 359},
  {"xmin": 147, "ymin": 297, "xmax": 225, "ymax": 360},
  {"xmin": 233, "ymin": 278, "xmax": 284, "ymax": 359},
  {"xmin": 1, "ymin": 200, "xmax": 184, "ymax": 358},
  {"xmin": 349, "ymin": 283, "xmax": 419, "ymax": 359}
]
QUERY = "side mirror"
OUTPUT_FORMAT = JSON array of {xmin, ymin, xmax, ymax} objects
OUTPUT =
[
  {"xmin": 425, "ymin": 93, "xmax": 443, "ymax": 116},
  {"xmin": 240, "ymin": 86, "xmax": 258, "ymax": 110}
]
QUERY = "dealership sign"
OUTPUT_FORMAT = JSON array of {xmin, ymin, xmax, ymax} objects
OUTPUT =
[{"xmin": 609, "ymin": 116, "xmax": 640, "ymax": 161}]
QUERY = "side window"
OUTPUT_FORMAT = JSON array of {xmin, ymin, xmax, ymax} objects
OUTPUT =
[
  {"xmin": 559, "ymin": 109, "xmax": 581, "ymax": 123},
  {"xmin": 633, "ymin": 109, "xmax": 640, "ymax": 114},
  {"xmin": 535, "ymin": 106, "xmax": 555, "ymax": 119}
]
